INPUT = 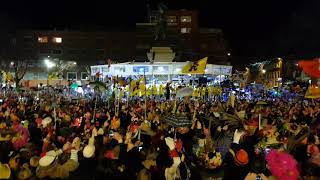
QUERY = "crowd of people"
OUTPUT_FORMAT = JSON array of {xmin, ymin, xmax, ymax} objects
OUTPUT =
[{"xmin": 0, "ymin": 88, "xmax": 319, "ymax": 180}]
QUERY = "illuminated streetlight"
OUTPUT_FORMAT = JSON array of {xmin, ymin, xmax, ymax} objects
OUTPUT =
[
  {"xmin": 262, "ymin": 69, "xmax": 266, "ymax": 74},
  {"xmin": 227, "ymin": 53, "xmax": 231, "ymax": 56},
  {"xmin": 44, "ymin": 59, "xmax": 55, "ymax": 69}
]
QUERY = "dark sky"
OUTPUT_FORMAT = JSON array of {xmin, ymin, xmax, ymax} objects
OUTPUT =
[{"xmin": 1, "ymin": 0, "xmax": 320, "ymax": 67}]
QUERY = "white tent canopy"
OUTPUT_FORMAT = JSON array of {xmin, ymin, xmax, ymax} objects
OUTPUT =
[{"xmin": 91, "ymin": 62, "xmax": 232, "ymax": 78}]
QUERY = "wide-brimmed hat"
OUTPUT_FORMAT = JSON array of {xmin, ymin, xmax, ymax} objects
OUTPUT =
[
  {"xmin": 0, "ymin": 163, "xmax": 11, "ymax": 179},
  {"xmin": 142, "ymin": 159, "xmax": 156, "ymax": 170},
  {"xmin": 39, "ymin": 150, "xmax": 57, "ymax": 167},
  {"xmin": 97, "ymin": 128, "xmax": 104, "ymax": 136},
  {"xmin": 0, "ymin": 134, "xmax": 12, "ymax": 142},
  {"xmin": 17, "ymin": 164, "xmax": 32, "ymax": 180},
  {"xmin": 83, "ymin": 145, "xmax": 95, "ymax": 158},
  {"xmin": 234, "ymin": 149, "xmax": 249, "ymax": 166},
  {"xmin": 29, "ymin": 156, "xmax": 40, "ymax": 167},
  {"xmin": 42, "ymin": 117, "xmax": 52, "ymax": 128}
]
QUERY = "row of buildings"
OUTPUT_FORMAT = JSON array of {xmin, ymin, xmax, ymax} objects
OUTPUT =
[{"xmin": 0, "ymin": 9, "xmax": 231, "ymax": 87}]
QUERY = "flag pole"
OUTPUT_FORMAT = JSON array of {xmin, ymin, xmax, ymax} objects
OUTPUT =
[{"xmin": 144, "ymin": 69, "xmax": 147, "ymax": 121}]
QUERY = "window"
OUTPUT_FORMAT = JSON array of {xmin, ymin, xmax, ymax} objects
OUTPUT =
[
  {"xmin": 166, "ymin": 16, "xmax": 177, "ymax": 23},
  {"xmin": 133, "ymin": 66, "xmax": 149, "ymax": 73},
  {"xmin": 81, "ymin": 72, "xmax": 89, "ymax": 80},
  {"xmin": 180, "ymin": 16, "xmax": 192, "ymax": 22},
  {"xmin": 181, "ymin": 28, "xmax": 191, "ymax": 34},
  {"xmin": 39, "ymin": 48, "xmax": 51, "ymax": 54},
  {"xmin": 52, "ymin": 37, "xmax": 62, "ymax": 43},
  {"xmin": 52, "ymin": 49, "xmax": 62, "ymax": 54},
  {"xmin": 96, "ymin": 49, "xmax": 105, "ymax": 55},
  {"xmin": 68, "ymin": 49, "xmax": 81, "ymax": 54},
  {"xmin": 23, "ymin": 36, "xmax": 33, "ymax": 42},
  {"xmin": 23, "ymin": 49, "xmax": 33, "ymax": 54},
  {"xmin": 150, "ymin": 16, "xmax": 157, "ymax": 23},
  {"xmin": 201, "ymin": 43, "xmax": 208, "ymax": 49},
  {"xmin": 153, "ymin": 66, "xmax": 169, "ymax": 73},
  {"xmin": 67, "ymin": 72, "xmax": 77, "ymax": 80},
  {"xmin": 38, "ymin": 36, "xmax": 48, "ymax": 43},
  {"xmin": 114, "ymin": 67, "xmax": 126, "ymax": 73},
  {"xmin": 91, "ymin": 67, "xmax": 101, "ymax": 75}
]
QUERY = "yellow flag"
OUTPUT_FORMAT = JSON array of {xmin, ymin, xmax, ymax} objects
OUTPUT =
[
  {"xmin": 130, "ymin": 77, "xmax": 145, "ymax": 96},
  {"xmin": 152, "ymin": 85, "xmax": 158, "ymax": 95},
  {"xmin": 305, "ymin": 86, "xmax": 320, "ymax": 99},
  {"xmin": 182, "ymin": 57, "xmax": 208, "ymax": 74},
  {"xmin": 159, "ymin": 84, "xmax": 164, "ymax": 95}
]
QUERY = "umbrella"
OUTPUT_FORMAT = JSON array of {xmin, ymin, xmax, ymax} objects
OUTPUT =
[
  {"xmin": 176, "ymin": 87, "xmax": 193, "ymax": 98},
  {"xmin": 165, "ymin": 114, "xmax": 192, "ymax": 127}
]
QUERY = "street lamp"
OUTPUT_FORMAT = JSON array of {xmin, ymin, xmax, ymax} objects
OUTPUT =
[
  {"xmin": 44, "ymin": 59, "xmax": 56, "ymax": 86},
  {"xmin": 44, "ymin": 59, "xmax": 55, "ymax": 69},
  {"xmin": 262, "ymin": 69, "xmax": 266, "ymax": 74}
]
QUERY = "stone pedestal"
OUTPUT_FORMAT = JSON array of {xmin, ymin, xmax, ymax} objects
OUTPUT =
[{"xmin": 147, "ymin": 47, "xmax": 175, "ymax": 62}]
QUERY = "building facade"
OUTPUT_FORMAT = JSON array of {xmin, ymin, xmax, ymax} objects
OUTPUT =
[
  {"xmin": 138, "ymin": 9, "xmax": 229, "ymax": 64},
  {"xmin": 0, "ymin": 10, "xmax": 229, "ymax": 87}
]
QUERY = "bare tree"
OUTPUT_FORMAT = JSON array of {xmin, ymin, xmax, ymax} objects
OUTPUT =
[
  {"xmin": 54, "ymin": 59, "xmax": 77, "ymax": 78},
  {"xmin": 84, "ymin": 65, "xmax": 92, "ymax": 81},
  {"xmin": 0, "ymin": 60, "xmax": 28, "ymax": 88},
  {"xmin": 11, "ymin": 61, "xmax": 29, "ymax": 88}
]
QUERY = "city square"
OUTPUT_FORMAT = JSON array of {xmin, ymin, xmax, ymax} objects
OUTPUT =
[{"xmin": 0, "ymin": 1, "xmax": 320, "ymax": 180}]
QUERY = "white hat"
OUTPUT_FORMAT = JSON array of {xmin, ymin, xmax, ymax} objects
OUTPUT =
[
  {"xmin": 97, "ymin": 128, "xmax": 104, "ymax": 135},
  {"xmin": 83, "ymin": 145, "xmax": 95, "ymax": 158},
  {"xmin": 39, "ymin": 150, "xmax": 56, "ymax": 167},
  {"xmin": 42, "ymin": 117, "xmax": 52, "ymax": 128}
]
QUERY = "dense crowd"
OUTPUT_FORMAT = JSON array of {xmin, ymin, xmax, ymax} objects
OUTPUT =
[{"xmin": 0, "ymin": 89, "xmax": 319, "ymax": 180}]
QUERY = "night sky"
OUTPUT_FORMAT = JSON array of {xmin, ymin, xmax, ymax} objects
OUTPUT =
[{"xmin": 1, "ymin": 0, "xmax": 320, "ymax": 67}]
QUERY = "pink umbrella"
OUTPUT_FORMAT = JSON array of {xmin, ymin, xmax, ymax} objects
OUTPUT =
[{"xmin": 265, "ymin": 149, "xmax": 299, "ymax": 180}]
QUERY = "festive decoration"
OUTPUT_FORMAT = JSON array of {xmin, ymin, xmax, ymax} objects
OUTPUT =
[{"xmin": 265, "ymin": 150, "xmax": 299, "ymax": 180}]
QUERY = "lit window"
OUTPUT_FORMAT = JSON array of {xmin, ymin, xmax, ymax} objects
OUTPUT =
[
  {"xmin": 181, "ymin": 28, "xmax": 191, "ymax": 34},
  {"xmin": 180, "ymin": 16, "xmax": 192, "ymax": 22},
  {"xmin": 166, "ymin": 16, "xmax": 177, "ymax": 23},
  {"xmin": 53, "ymin": 37, "xmax": 62, "ymax": 43},
  {"xmin": 38, "ymin": 36, "xmax": 48, "ymax": 43}
]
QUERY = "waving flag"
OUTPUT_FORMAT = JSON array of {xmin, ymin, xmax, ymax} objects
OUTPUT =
[
  {"xmin": 298, "ymin": 58, "xmax": 320, "ymax": 78},
  {"xmin": 305, "ymin": 85, "xmax": 320, "ymax": 99},
  {"xmin": 182, "ymin": 57, "xmax": 208, "ymax": 74},
  {"xmin": 130, "ymin": 77, "xmax": 145, "ymax": 96}
]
